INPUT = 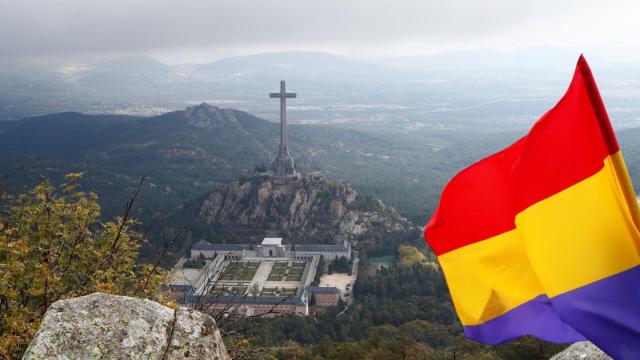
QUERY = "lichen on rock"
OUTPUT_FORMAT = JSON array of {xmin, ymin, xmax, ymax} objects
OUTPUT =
[
  {"xmin": 23, "ymin": 293, "xmax": 229, "ymax": 360},
  {"xmin": 549, "ymin": 342, "xmax": 611, "ymax": 360}
]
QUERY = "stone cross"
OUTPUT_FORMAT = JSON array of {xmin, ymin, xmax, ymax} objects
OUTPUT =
[
  {"xmin": 270, "ymin": 80, "xmax": 296, "ymax": 157},
  {"xmin": 269, "ymin": 81, "xmax": 297, "ymax": 176}
]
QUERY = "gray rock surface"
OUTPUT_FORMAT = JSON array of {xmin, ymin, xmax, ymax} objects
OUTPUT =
[
  {"xmin": 23, "ymin": 292, "xmax": 230, "ymax": 360},
  {"xmin": 166, "ymin": 308, "xmax": 228, "ymax": 360},
  {"xmin": 549, "ymin": 342, "xmax": 611, "ymax": 360},
  {"xmin": 199, "ymin": 172, "xmax": 420, "ymax": 245}
]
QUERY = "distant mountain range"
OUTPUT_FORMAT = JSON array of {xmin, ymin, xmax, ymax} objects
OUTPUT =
[
  {"xmin": 0, "ymin": 52, "xmax": 418, "ymax": 119},
  {"xmin": 4, "ymin": 48, "xmax": 640, "ymax": 131},
  {"xmin": 50, "ymin": 51, "xmax": 414, "ymax": 103}
]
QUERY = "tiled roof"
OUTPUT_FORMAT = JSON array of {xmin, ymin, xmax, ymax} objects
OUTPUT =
[
  {"xmin": 181, "ymin": 295, "xmax": 305, "ymax": 306},
  {"xmin": 262, "ymin": 237, "xmax": 283, "ymax": 245},
  {"xmin": 192, "ymin": 240, "xmax": 246, "ymax": 251},
  {"xmin": 165, "ymin": 284, "xmax": 194, "ymax": 292},
  {"xmin": 294, "ymin": 244, "xmax": 349, "ymax": 252},
  {"xmin": 307, "ymin": 286, "xmax": 340, "ymax": 294}
]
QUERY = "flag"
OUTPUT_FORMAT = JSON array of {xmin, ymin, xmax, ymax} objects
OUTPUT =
[{"xmin": 424, "ymin": 55, "xmax": 640, "ymax": 359}]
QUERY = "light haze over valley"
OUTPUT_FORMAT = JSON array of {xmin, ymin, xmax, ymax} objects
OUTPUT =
[{"xmin": 2, "ymin": 1, "xmax": 640, "ymax": 358}]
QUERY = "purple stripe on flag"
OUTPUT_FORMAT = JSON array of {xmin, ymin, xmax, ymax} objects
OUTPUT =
[
  {"xmin": 551, "ymin": 265, "xmax": 640, "ymax": 360},
  {"xmin": 464, "ymin": 265, "xmax": 640, "ymax": 359},
  {"xmin": 463, "ymin": 295, "xmax": 585, "ymax": 345}
]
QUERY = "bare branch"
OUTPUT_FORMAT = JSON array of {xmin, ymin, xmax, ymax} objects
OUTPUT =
[{"xmin": 106, "ymin": 176, "xmax": 145, "ymax": 266}]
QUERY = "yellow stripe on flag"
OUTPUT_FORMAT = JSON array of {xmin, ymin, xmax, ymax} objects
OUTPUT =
[
  {"xmin": 439, "ymin": 152, "xmax": 640, "ymax": 326},
  {"xmin": 438, "ymin": 229, "xmax": 542, "ymax": 325},
  {"xmin": 517, "ymin": 152, "xmax": 640, "ymax": 297}
]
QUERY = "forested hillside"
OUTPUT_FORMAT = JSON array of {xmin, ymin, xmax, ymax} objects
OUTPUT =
[
  {"xmin": 3, "ymin": 105, "xmax": 640, "ymax": 261},
  {"xmin": 247, "ymin": 247, "xmax": 565, "ymax": 359},
  {"xmin": 0, "ymin": 105, "xmax": 487, "ymax": 256}
]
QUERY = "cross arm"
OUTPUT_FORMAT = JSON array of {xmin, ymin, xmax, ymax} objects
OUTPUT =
[{"xmin": 269, "ymin": 93, "xmax": 297, "ymax": 98}]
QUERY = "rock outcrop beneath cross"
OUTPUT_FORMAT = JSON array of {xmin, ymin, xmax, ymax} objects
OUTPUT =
[
  {"xmin": 549, "ymin": 342, "xmax": 611, "ymax": 360},
  {"xmin": 23, "ymin": 293, "xmax": 230, "ymax": 360},
  {"xmin": 198, "ymin": 172, "xmax": 420, "ymax": 246}
]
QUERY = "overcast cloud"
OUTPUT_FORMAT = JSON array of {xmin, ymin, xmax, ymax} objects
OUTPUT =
[{"xmin": 0, "ymin": 0, "xmax": 638, "ymax": 63}]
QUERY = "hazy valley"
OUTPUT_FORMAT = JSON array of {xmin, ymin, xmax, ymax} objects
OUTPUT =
[{"xmin": 3, "ymin": 48, "xmax": 639, "ymax": 359}]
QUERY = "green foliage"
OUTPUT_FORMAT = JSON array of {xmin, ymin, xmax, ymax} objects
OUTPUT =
[
  {"xmin": 350, "ymin": 194, "xmax": 382, "ymax": 212},
  {"xmin": 0, "ymin": 109, "xmax": 586, "ymax": 358},
  {"xmin": 397, "ymin": 245, "xmax": 434, "ymax": 268},
  {"xmin": 0, "ymin": 109, "xmax": 523, "ymax": 260},
  {"xmin": 328, "ymin": 256, "xmax": 352, "ymax": 275},
  {"xmin": 263, "ymin": 327, "xmax": 565, "ymax": 360},
  {"xmin": 492, "ymin": 337, "xmax": 566, "ymax": 360},
  {"xmin": 248, "ymin": 251, "xmax": 565, "ymax": 359},
  {"xmin": 310, "ymin": 255, "xmax": 326, "ymax": 287},
  {"xmin": 250, "ymin": 262, "xmax": 454, "ymax": 346},
  {"xmin": 0, "ymin": 174, "xmax": 165, "ymax": 359}
]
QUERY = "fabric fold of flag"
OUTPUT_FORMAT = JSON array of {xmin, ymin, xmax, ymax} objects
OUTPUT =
[{"xmin": 424, "ymin": 55, "xmax": 640, "ymax": 360}]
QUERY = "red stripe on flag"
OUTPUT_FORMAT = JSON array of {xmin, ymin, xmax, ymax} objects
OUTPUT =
[{"xmin": 426, "ymin": 56, "xmax": 619, "ymax": 256}]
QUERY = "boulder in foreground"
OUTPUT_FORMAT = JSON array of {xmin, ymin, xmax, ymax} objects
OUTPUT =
[
  {"xmin": 23, "ymin": 292, "xmax": 229, "ymax": 360},
  {"xmin": 549, "ymin": 341, "xmax": 611, "ymax": 360}
]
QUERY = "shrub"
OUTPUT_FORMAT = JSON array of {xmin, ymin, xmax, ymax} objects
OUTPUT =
[{"xmin": 0, "ymin": 174, "xmax": 165, "ymax": 358}]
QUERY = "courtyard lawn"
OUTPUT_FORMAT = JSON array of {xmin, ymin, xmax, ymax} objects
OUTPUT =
[
  {"xmin": 221, "ymin": 261, "xmax": 259, "ymax": 281},
  {"xmin": 260, "ymin": 287, "xmax": 298, "ymax": 296}
]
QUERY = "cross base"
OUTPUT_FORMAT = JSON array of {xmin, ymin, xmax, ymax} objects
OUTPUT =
[{"xmin": 272, "ymin": 153, "xmax": 296, "ymax": 177}]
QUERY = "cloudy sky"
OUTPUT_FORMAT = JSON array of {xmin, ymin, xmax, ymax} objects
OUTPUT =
[{"xmin": 0, "ymin": 0, "xmax": 638, "ymax": 64}]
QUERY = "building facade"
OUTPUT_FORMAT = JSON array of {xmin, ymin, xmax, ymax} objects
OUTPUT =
[
  {"xmin": 257, "ymin": 238, "xmax": 286, "ymax": 257},
  {"xmin": 190, "ymin": 241, "xmax": 247, "ymax": 260},
  {"xmin": 175, "ymin": 237, "xmax": 351, "ymax": 316},
  {"xmin": 182, "ymin": 294, "xmax": 308, "ymax": 316},
  {"xmin": 294, "ymin": 242, "xmax": 351, "ymax": 261},
  {"xmin": 308, "ymin": 286, "xmax": 341, "ymax": 306}
]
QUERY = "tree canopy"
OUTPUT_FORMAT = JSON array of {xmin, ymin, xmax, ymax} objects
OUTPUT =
[{"xmin": 0, "ymin": 174, "xmax": 165, "ymax": 358}]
